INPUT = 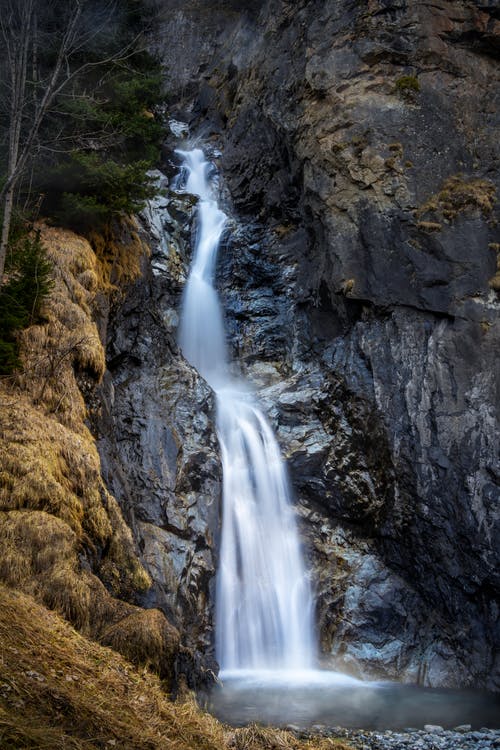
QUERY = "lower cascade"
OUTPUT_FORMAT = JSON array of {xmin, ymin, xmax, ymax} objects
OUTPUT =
[
  {"xmin": 177, "ymin": 147, "xmax": 315, "ymax": 673},
  {"xmin": 173, "ymin": 149, "xmax": 500, "ymax": 733}
]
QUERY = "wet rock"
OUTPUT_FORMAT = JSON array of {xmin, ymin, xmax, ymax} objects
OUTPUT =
[
  {"xmin": 328, "ymin": 727, "xmax": 500, "ymax": 750},
  {"xmin": 94, "ymin": 181, "xmax": 221, "ymax": 685},
  {"xmin": 143, "ymin": 0, "xmax": 500, "ymax": 690}
]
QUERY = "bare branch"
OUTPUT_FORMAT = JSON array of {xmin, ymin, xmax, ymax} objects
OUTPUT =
[{"xmin": 0, "ymin": 0, "xmax": 153, "ymax": 282}]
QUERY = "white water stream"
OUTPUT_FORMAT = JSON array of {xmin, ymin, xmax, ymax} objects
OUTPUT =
[
  {"xmin": 177, "ymin": 148, "xmax": 315, "ymax": 674},
  {"xmin": 172, "ymin": 147, "xmax": 499, "ymax": 727}
]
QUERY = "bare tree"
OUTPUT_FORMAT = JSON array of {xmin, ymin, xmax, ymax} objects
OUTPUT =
[{"xmin": 0, "ymin": 0, "xmax": 139, "ymax": 283}]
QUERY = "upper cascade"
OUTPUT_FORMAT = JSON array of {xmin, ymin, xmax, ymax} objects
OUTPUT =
[
  {"xmin": 177, "ymin": 149, "xmax": 229, "ymax": 387},
  {"xmin": 177, "ymin": 147, "xmax": 315, "ymax": 672}
]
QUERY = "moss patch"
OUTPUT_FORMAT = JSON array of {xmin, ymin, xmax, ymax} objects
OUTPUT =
[
  {"xmin": 488, "ymin": 243, "xmax": 500, "ymax": 291},
  {"xmin": 395, "ymin": 75, "xmax": 420, "ymax": 101}
]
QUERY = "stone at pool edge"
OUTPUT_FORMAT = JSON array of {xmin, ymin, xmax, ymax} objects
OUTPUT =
[
  {"xmin": 455, "ymin": 725, "xmax": 473, "ymax": 732},
  {"xmin": 318, "ymin": 727, "xmax": 500, "ymax": 749},
  {"xmin": 424, "ymin": 724, "xmax": 445, "ymax": 733}
]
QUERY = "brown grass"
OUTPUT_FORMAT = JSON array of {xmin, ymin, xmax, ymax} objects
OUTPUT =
[
  {"xmin": 0, "ymin": 511, "xmax": 89, "ymax": 629},
  {"xmin": 100, "ymin": 608, "xmax": 179, "ymax": 682},
  {"xmin": 415, "ymin": 220, "xmax": 442, "ymax": 233},
  {"xmin": 0, "ymin": 510, "xmax": 162, "ymax": 654},
  {"xmin": 88, "ymin": 215, "xmax": 148, "ymax": 294},
  {"xmin": 0, "ymin": 224, "xmax": 179, "ymax": 684},
  {"xmin": 417, "ymin": 174, "xmax": 496, "ymax": 221},
  {"xmin": 0, "ymin": 584, "xmax": 223, "ymax": 750},
  {"xmin": 489, "ymin": 243, "xmax": 500, "ymax": 291},
  {"xmin": 0, "ymin": 391, "xmax": 108, "ymax": 538},
  {"xmin": 16, "ymin": 224, "xmax": 105, "ymax": 428},
  {"xmin": 97, "ymin": 492, "xmax": 152, "ymax": 597},
  {"xmin": 226, "ymin": 725, "xmax": 350, "ymax": 750},
  {"xmin": 0, "ymin": 501, "xmax": 168, "ymax": 681},
  {"xmin": 0, "ymin": 585, "xmax": 353, "ymax": 750},
  {"xmin": 489, "ymin": 278, "xmax": 500, "ymax": 290}
]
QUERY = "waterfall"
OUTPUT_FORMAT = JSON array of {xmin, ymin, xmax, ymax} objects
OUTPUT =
[{"xmin": 177, "ymin": 148, "xmax": 315, "ymax": 673}]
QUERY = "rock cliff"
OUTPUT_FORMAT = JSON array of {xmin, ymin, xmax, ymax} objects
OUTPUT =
[
  {"xmin": 97, "ymin": 0, "xmax": 499, "ymax": 689},
  {"xmin": 95, "ymin": 180, "xmax": 221, "ymax": 681}
]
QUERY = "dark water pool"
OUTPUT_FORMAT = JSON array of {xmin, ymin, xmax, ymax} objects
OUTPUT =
[{"xmin": 209, "ymin": 670, "xmax": 500, "ymax": 730}]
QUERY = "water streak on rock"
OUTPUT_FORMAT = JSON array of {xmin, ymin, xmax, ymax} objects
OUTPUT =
[{"xmin": 177, "ymin": 148, "xmax": 315, "ymax": 671}]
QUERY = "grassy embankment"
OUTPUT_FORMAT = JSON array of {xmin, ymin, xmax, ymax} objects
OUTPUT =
[
  {"xmin": 0, "ymin": 226, "xmax": 354, "ymax": 748},
  {"xmin": 0, "ymin": 583, "xmax": 353, "ymax": 750}
]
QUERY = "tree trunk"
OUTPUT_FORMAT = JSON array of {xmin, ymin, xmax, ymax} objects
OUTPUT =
[
  {"xmin": 0, "ymin": 0, "xmax": 33, "ymax": 284},
  {"xmin": 0, "ymin": 0, "xmax": 128, "ymax": 283},
  {"xmin": 0, "ymin": 186, "xmax": 15, "ymax": 281}
]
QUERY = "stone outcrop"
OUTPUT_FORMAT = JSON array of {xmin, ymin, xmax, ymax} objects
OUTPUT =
[
  {"xmin": 94, "ymin": 0, "xmax": 500, "ymax": 689},
  {"xmin": 95, "ymin": 177, "xmax": 221, "ymax": 683}
]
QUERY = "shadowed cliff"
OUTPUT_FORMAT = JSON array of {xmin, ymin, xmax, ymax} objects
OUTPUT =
[{"xmin": 113, "ymin": 0, "xmax": 500, "ymax": 688}]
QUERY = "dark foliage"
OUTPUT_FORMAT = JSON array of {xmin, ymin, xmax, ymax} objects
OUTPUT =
[
  {"xmin": 0, "ymin": 0, "xmax": 165, "ymax": 370},
  {"xmin": 31, "ymin": 4, "xmax": 165, "ymax": 231},
  {"xmin": 0, "ymin": 231, "xmax": 53, "ymax": 373},
  {"xmin": 0, "ymin": 0, "xmax": 165, "ymax": 234}
]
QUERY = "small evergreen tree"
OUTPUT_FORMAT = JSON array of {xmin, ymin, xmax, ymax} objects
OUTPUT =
[{"xmin": 0, "ymin": 231, "xmax": 53, "ymax": 373}]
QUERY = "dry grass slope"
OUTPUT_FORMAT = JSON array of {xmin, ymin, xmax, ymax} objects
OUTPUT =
[
  {"xmin": 88, "ymin": 216, "xmax": 149, "ymax": 294},
  {"xmin": 0, "ymin": 585, "xmax": 353, "ymax": 750},
  {"xmin": 0, "ymin": 225, "xmax": 179, "ymax": 684},
  {"xmin": 17, "ymin": 225, "xmax": 106, "ymax": 428}
]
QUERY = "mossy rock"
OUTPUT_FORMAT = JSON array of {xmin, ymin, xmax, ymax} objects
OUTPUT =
[{"xmin": 395, "ymin": 75, "xmax": 420, "ymax": 101}]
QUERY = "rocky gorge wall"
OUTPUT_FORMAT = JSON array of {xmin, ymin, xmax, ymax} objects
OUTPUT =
[
  {"xmin": 96, "ymin": 0, "xmax": 499, "ymax": 690},
  {"xmin": 94, "ymin": 179, "xmax": 221, "ymax": 681}
]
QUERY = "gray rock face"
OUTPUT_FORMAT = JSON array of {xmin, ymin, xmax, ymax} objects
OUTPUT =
[
  {"xmin": 95, "ymin": 179, "xmax": 221, "ymax": 682},
  {"xmin": 214, "ymin": 212, "xmax": 499, "ymax": 687},
  {"xmin": 121, "ymin": 0, "xmax": 500, "ymax": 690}
]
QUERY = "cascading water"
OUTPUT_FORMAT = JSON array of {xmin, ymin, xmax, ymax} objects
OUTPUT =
[
  {"xmin": 173, "ymin": 147, "xmax": 500, "ymax": 730},
  {"xmin": 177, "ymin": 147, "xmax": 315, "ymax": 674}
]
